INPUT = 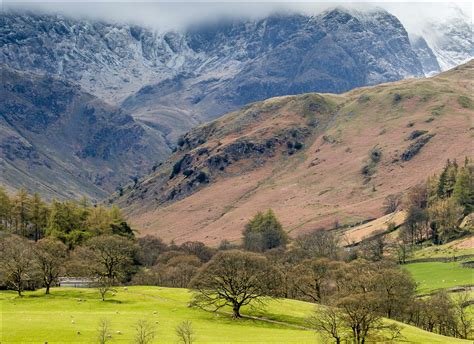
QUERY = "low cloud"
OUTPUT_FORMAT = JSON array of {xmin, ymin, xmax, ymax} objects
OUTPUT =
[{"xmin": 3, "ymin": 1, "xmax": 472, "ymax": 33}]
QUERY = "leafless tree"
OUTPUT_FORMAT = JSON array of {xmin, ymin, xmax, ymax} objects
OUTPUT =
[
  {"xmin": 175, "ymin": 320, "xmax": 195, "ymax": 344},
  {"xmin": 291, "ymin": 258, "xmax": 336, "ymax": 303},
  {"xmin": 190, "ymin": 250, "xmax": 280, "ymax": 318},
  {"xmin": 453, "ymin": 292, "xmax": 473, "ymax": 339},
  {"xmin": 383, "ymin": 194, "xmax": 402, "ymax": 214},
  {"xmin": 307, "ymin": 307, "xmax": 347, "ymax": 344},
  {"xmin": 34, "ymin": 238, "xmax": 68, "ymax": 294},
  {"xmin": 97, "ymin": 318, "xmax": 111, "ymax": 344},
  {"xmin": 95, "ymin": 276, "xmax": 116, "ymax": 301},
  {"xmin": 294, "ymin": 229, "xmax": 341, "ymax": 259},
  {"xmin": 0, "ymin": 235, "xmax": 37, "ymax": 296},
  {"xmin": 134, "ymin": 319, "xmax": 156, "ymax": 344}
]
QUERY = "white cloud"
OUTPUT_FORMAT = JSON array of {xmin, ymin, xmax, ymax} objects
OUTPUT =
[{"xmin": 2, "ymin": 1, "xmax": 472, "ymax": 32}]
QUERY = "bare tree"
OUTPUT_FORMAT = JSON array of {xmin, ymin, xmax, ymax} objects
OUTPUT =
[
  {"xmin": 291, "ymin": 258, "xmax": 336, "ymax": 303},
  {"xmin": 0, "ymin": 235, "xmax": 37, "ymax": 296},
  {"xmin": 34, "ymin": 238, "xmax": 68, "ymax": 294},
  {"xmin": 453, "ymin": 292, "xmax": 473, "ymax": 339},
  {"xmin": 175, "ymin": 320, "xmax": 195, "ymax": 344},
  {"xmin": 294, "ymin": 229, "xmax": 341, "ymax": 259},
  {"xmin": 71, "ymin": 235, "xmax": 136, "ymax": 299},
  {"xmin": 134, "ymin": 319, "xmax": 156, "ymax": 344},
  {"xmin": 307, "ymin": 307, "xmax": 347, "ymax": 344},
  {"xmin": 85, "ymin": 235, "xmax": 136, "ymax": 283},
  {"xmin": 96, "ymin": 276, "xmax": 116, "ymax": 301},
  {"xmin": 359, "ymin": 233, "xmax": 387, "ymax": 261},
  {"xmin": 331, "ymin": 260, "xmax": 403, "ymax": 344},
  {"xmin": 383, "ymin": 194, "xmax": 402, "ymax": 214},
  {"xmin": 190, "ymin": 250, "xmax": 280, "ymax": 318},
  {"xmin": 137, "ymin": 235, "xmax": 167, "ymax": 266},
  {"xmin": 97, "ymin": 318, "xmax": 111, "ymax": 344}
]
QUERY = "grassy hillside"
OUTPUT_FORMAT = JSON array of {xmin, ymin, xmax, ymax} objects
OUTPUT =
[
  {"xmin": 117, "ymin": 61, "xmax": 473, "ymax": 245},
  {"xmin": 409, "ymin": 236, "xmax": 474, "ymax": 260},
  {"xmin": 1, "ymin": 286, "xmax": 470, "ymax": 343},
  {"xmin": 404, "ymin": 260, "xmax": 473, "ymax": 293}
]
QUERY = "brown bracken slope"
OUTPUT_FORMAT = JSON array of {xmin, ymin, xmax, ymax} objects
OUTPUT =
[{"xmin": 115, "ymin": 61, "xmax": 473, "ymax": 245}]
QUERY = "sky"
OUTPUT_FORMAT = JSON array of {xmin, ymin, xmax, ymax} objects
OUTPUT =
[{"xmin": 2, "ymin": 1, "xmax": 473, "ymax": 33}]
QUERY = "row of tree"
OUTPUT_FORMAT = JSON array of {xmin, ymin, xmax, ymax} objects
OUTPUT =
[
  {"xmin": 0, "ymin": 158, "xmax": 472, "ymax": 342},
  {"xmin": 0, "ymin": 187, "xmax": 133, "ymax": 247}
]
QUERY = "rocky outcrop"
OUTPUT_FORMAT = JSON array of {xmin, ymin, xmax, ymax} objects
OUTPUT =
[
  {"xmin": 117, "ymin": 94, "xmax": 336, "ymax": 206},
  {"xmin": 0, "ymin": 65, "xmax": 168, "ymax": 200}
]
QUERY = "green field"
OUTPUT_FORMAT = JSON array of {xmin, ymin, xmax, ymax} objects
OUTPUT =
[
  {"xmin": 409, "ymin": 237, "xmax": 474, "ymax": 260},
  {"xmin": 404, "ymin": 260, "xmax": 474, "ymax": 293},
  {"xmin": 0, "ymin": 287, "xmax": 470, "ymax": 343}
]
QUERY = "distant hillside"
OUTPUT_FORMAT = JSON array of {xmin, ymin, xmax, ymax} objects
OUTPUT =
[
  {"xmin": 0, "ymin": 65, "xmax": 168, "ymax": 200},
  {"xmin": 115, "ymin": 61, "xmax": 474, "ymax": 244}
]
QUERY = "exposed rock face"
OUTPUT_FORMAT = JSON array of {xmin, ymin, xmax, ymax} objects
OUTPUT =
[
  {"xmin": 122, "ymin": 9, "xmax": 426, "ymax": 124},
  {"xmin": 0, "ymin": 8, "xmax": 442, "ymax": 149},
  {"xmin": 0, "ymin": 12, "xmax": 190, "ymax": 103},
  {"xmin": 410, "ymin": 36, "xmax": 441, "ymax": 76},
  {"xmin": 419, "ymin": 15, "xmax": 474, "ymax": 71},
  {"xmin": 0, "ymin": 65, "xmax": 168, "ymax": 200}
]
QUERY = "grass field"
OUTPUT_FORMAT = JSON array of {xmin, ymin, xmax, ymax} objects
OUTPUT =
[
  {"xmin": 403, "ymin": 260, "xmax": 474, "ymax": 293},
  {"xmin": 409, "ymin": 237, "xmax": 474, "ymax": 260},
  {"xmin": 0, "ymin": 286, "xmax": 471, "ymax": 343}
]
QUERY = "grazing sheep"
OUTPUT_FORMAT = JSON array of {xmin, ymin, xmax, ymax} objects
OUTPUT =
[{"xmin": 116, "ymin": 331, "xmax": 122, "ymax": 335}]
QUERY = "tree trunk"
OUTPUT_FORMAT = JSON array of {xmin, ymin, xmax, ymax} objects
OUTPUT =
[
  {"xmin": 45, "ymin": 284, "xmax": 50, "ymax": 295},
  {"xmin": 17, "ymin": 289, "xmax": 22, "ymax": 297},
  {"xmin": 232, "ymin": 303, "xmax": 241, "ymax": 318}
]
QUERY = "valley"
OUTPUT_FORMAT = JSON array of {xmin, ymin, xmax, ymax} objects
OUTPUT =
[{"xmin": 0, "ymin": 4, "xmax": 472, "ymax": 344}]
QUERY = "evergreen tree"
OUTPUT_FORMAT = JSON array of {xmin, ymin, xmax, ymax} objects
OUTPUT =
[
  {"xmin": 46, "ymin": 200, "xmax": 90, "ymax": 248},
  {"xmin": 11, "ymin": 189, "xmax": 31, "ymax": 237},
  {"xmin": 30, "ymin": 193, "xmax": 48, "ymax": 241},
  {"xmin": 453, "ymin": 165, "xmax": 474, "ymax": 215},
  {"xmin": 0, "ymin": 186, "xmax": 12, "ymax": 231},
  {"xmin": 243, "ymin": 209, "xmax": 288, "ymax": 252}
]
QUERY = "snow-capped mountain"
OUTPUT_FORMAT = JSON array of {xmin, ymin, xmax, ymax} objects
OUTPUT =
[
  {"xmin": 121, "ymin": 8, "xmax": 429, "ymax": 143},
  {"xmin": 1, "ymin": 8, "xmax": 434, "ymax": 145},
  {"xmin": 420, "ymin": 15, "xmax": 473, "ymax": 72},
  {"xmin": 0, "ymin": 12, "xmax": 196, "ymax": 103}
]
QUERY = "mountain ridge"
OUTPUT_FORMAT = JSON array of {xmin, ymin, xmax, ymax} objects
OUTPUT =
[
  {"xmin": 2, "ymin": 8, "xmax": 471, "ymax": 151},
  {"xmin": 114, "ymin": 60, "xmax": 474, "ymax": 244},
  {"xmin": 0, "ymin": 65, "xmax": 168, "ymax": 200}
]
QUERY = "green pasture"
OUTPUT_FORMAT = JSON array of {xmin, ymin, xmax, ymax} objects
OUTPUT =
[
  {"xmin": 404, "ymin": 260, "xmax": 473, "ymax": 293},
  {"xmin": 1, "ymin": 287, "xmax": 470, "ymax": 343}
]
